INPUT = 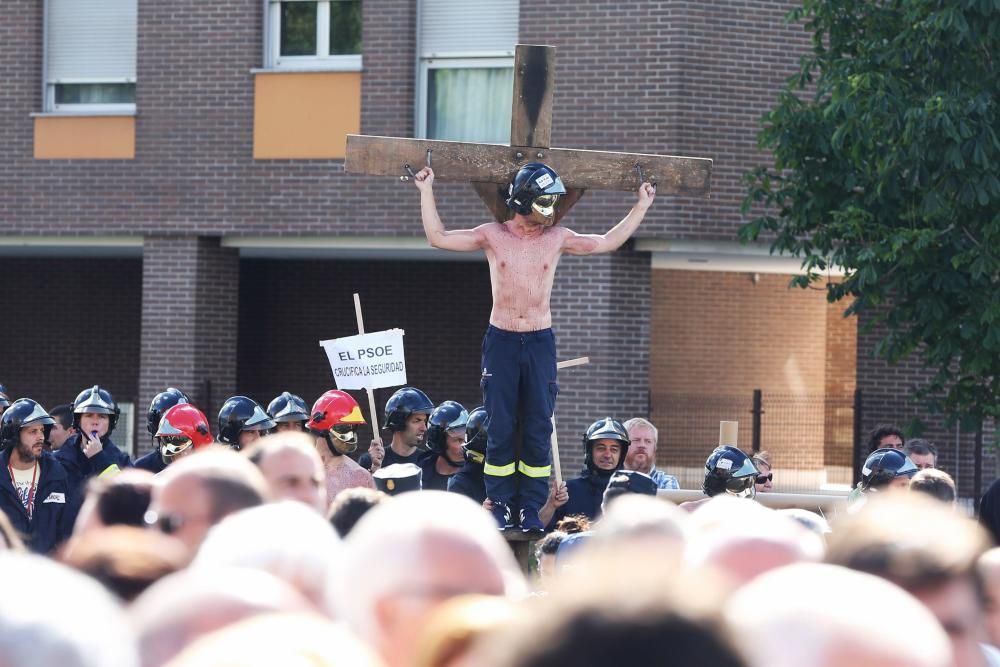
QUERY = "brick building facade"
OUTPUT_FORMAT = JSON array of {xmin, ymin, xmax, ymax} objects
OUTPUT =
[{"xmin": 1, "ymin": 1, "xmax": 991, "ymax": 495}]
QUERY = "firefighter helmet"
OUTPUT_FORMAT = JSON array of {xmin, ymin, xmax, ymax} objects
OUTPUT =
[
  {"xmin": 156, "ymin": 403, "xmax": 214, "ymax": 464},
  {"xmin": 0, "ymin": 399, "xmax": 55, "ymax": 450},
  {"xmin": 583, "ymin": 417, "xmax": 630, "ymax": 473},
  {"xmin": 72, "ymin": 385, "xmax": 121, "ymax": 434},
  {"xmin": 217, "ymin": 396, "xmax": 276, "ymax": 448},
  {"xmin": 703, "ymin": 445, "xmax": 759, "ymax": 498},
  {"xmin": 308, "ymin": 389, "xmax": 366, "ymax": 455},
  {"xmin": 147, "ymin": 388, "xmax": 189, "ymax": 438},
  {"xmin": 384, "ymin": 387, "xmax": 434, "ymax": 432},
  {"xmin": 505, "ymin": 163, "xmax": 567, "ymax": 218}
]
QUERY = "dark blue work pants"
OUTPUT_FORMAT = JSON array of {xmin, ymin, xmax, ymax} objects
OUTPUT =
[{"xmin": 481, "ymin": 325, "xmax": 557, "ymax": 511}]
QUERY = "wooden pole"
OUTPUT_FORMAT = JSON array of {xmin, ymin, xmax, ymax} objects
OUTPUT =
[
  {"xmin": 353, "ymin": 293, "xmax": 382, "ymax": 437},
  {"xmin": 719, "ymin": 421, "xmax": 738, "ymax": 447},
  {"xmin": 551, "ymin": 357, "xmax": 591, "ymax": 486}
]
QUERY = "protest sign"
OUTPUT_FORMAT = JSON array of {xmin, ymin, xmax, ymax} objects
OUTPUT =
[{"xmin": 320, "ymin": 329, "xmax": 406, "ymax": 391}]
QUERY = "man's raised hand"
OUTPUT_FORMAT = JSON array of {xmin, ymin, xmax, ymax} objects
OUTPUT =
[
  {"xmin": 368, "ymin": 438, "xmax": 385, "ymax": 470},
  {"xmin": 414, "ymin": 166, "xmax": 434, "ymax": 192},
  {"xmin": 637, "ymin": 181, "xmax": 656, "ymax": 210}
]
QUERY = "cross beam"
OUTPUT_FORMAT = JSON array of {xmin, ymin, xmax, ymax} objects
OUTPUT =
[{"xmin": 345, "ymin": 44, "xmax": 712, "ymax": 222}]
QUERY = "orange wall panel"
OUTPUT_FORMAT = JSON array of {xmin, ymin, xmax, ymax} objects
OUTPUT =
[
  {"xmin": 253, "ymin": 71, "xmax": 361, "ymax": 159},
  {"xmin": 34, "ymin": 116, "xmax": 135, "ymax": 160}
]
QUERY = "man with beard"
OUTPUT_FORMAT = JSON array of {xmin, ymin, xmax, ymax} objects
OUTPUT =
[
  {"xmin": 546, "ymin": 417, "xmax": 630, "ymax": 528},
  {"xmin": 420, "ymin": 401, "xmax": 469, "ymax": 492},
  {"xmin": 0, "ymin": 399, "xmax": 75, "ymax": 552},
  {"xmin": 360, "ymin": 387, "xmax": 434, "ymax": 472},
  {"xmin": 414, "ymin": 163, "xmax": 656, "ymax": 531},
  {"xmin": 308, "ymin": 389, "xmax": 374, "ymax": 501},
  {"xmin": 623, "ymin": 417, "xmax": 679, "ymax": 490}
]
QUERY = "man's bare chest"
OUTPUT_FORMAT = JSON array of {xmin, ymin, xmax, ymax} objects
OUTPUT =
[{"xmin": 486, "ymin": 229, "xmax": 563, "ymax": 274}]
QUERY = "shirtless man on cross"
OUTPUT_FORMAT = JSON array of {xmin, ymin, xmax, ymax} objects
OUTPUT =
[{"xmin": 414, "ymin": 162, "xmax": 656, "ymax": 531}]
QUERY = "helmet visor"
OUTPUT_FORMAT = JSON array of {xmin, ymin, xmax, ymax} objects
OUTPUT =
[
  {"xmin": 326, "ymin": 425, "xmax": 358, "ymax": 455},
  {"xmin": 160, "ymin": 436, "xmax": 193, "ymax": 460},
  {"xmin": 245, "ymin": 405, "xmax": 277, "ymax": 431},
  {"xmin": 725, "ymin": 475, "xmax": 756, "ymax": 498},
  {"xmin": 531, "ymin": 194, "xmax": 560, "ymax": 218},
  {"xmin": 728, "ymin": 456, "xmax": 759, "ymax": 480},
  {"xmin": 330, "ymin": 424, "xmax": 358, "ymax": 449}
]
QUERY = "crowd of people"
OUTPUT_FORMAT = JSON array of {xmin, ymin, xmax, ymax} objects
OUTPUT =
[{"xmin": 3, "ymin": 381, "xmax": 1000, "ymax": 667}]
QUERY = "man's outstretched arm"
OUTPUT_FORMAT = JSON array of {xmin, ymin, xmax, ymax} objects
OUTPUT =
[
  {"xmin": 562, "ymin": 182, "xmax": 656, "ymax": 255},
  {"xmin": 415, "ymin": 167, "xmax": 486, "ymax": 252}
]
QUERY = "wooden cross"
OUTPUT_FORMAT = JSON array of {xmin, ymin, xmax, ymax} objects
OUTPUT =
[{"xmin": 345, "ymin": 44, "xmax": 712, "ymax": 222}]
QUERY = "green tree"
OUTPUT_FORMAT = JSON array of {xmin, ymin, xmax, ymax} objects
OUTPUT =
[{"xmin": 742, "ymin": 0, "xmax": 1000, "ymax": 422}]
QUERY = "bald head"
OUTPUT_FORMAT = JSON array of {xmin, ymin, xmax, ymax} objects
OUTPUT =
[
  {"xmin": 336, "ymin": 491, "xmax": 525, "ymax": 667},
  {"xmin": 727, "ymin": 563, "xmax": 952, "ymax": 667},
  {"xmin": 148, "ymin": 448, "xmax": 270, "ymax": 555},
  {"xmin": 245, "ymin": 431, "xmax": 327, "ymax": 512},
  {"xmin": 131, "ymin": 568, "xmax": 312, "ymax": 667},
  {"xmin": 685, "ymin": 497, "xmax": 824, "ymax": 586}
]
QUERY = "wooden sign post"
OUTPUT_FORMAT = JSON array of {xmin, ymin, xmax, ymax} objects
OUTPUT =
[
  {"xmin": 552, "ymin": 356, "xmax": 590, "ymax": 486},
  {"xmin": 352, "ymin": 293, "xmax": 382, "ymax": 437}
]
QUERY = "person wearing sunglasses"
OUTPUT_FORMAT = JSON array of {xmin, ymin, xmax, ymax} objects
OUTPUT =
[
  {"xmin": 753, "ymin": 451, "xmax": 774, "ymax": 493},
  {"xmin": 307, "ymin": 389, "xmax": 374, "ymax": 502},
  {"xmin": 412, "ymin": 162, "xmax": 656, "ymax": 532},
  {"xmin": 144, "ymin": 448, "xmax": 269, "ymax": 555}
]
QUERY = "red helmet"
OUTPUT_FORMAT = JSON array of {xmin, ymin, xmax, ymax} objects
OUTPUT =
[
  {"xmin": 156, "ymin": 403, "xmax": 214, "ymax": 464},
  {"xmin": 308, "ymin": 390, "xmax": 366, "ymax": 454}
]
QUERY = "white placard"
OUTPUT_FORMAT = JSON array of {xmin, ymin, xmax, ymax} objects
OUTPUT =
[{"xmin": 320, "ymin": 329, "xmax": 407, "ymax": 390}]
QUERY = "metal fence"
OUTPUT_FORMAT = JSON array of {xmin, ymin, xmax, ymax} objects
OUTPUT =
[{"xmin": 650, "ymin": 391, "xmax": 857, "ymax": 494}]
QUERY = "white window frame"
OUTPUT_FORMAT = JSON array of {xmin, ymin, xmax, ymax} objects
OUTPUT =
[
  {"xmin": 265, "ymin": 0, "xmax": 362, "ymax": 71},
  {"xmin": 416, "ymin": 53, "xmax": 513, "ymax": 140},
  {"xmin": 46, "ymin": 78, "xmax": 136, "ymax": 114}
]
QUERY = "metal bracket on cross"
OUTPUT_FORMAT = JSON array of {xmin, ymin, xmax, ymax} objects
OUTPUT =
[
  {"xmin": 400, "ymin": 149, "xmax": 433, "ymax": 182},
  {"xmin": 551, "ymin": 356, "xmax": 590, "ymax": 486}
]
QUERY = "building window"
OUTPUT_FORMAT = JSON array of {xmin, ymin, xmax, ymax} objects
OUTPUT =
[
  {"xmin": 267, "ymin": 0, "xmax": 362, "ymax": 70},
  {"xmin": 44, "ymin": 0, "xmax": 138, "ymax": 113},
  {"xmin": 417, "ymin": 0, "xmax": 518, "ymax": 143}
]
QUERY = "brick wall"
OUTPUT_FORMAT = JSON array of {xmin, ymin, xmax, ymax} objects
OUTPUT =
[
  {"xmin": 1, "ymin": 0, "xmax": 804, "ymax": 242},
  {"xmin": 137, "ymin": 237, "xmax": 240, "ymax": 453},
  {"xmin": 549, "ymin": 249, "xmax": 651, "ymax": 475},
  {"xmin": 236, "ymin": 257, "xmax": 492, "ymax": 445},
  {"xmin": 0, "ymin": 257, "xmax": 141, "ymax": 419},
  {"xmin": 649, "ymin": 269, "xmax": 856, "ymax": 485},
  {"xmin": 519, "ymin": 0, "xmax": 808, "ymax": 240}
]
